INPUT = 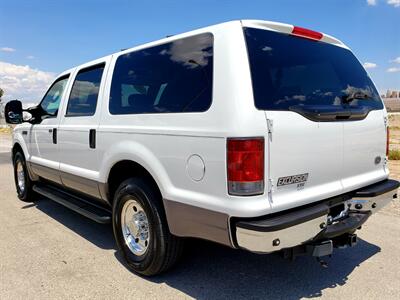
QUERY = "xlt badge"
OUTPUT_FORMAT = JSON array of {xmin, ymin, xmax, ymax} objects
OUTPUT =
[{"xmin": 277, "ymin": 173, "xmax": 309, "ymax": 187}]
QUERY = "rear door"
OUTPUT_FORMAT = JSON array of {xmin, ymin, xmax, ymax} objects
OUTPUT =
[
  {"xmin": 58, "ymin": 60, "xmax": 108, "ymax": 199},
  {"xmin": 264, "ymin": 111, "xmax": 344, "ymax": 210},
  {"xmin": 342, "ymin": 109, "xmax": 387, "ymax": 192},
  {"xmin": 244, "ymin": 27, "xmax": 386, "ymax": 211}
]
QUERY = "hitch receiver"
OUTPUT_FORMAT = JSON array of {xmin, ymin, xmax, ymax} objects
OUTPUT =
[{"xmin": 333, "ymin": 233, "xmax": 358, "ymax": 248}]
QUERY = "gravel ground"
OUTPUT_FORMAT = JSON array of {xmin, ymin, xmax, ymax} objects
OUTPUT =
[{"xmin": 0, "ymin": 133, "xmax": 399, "ymax": 299}]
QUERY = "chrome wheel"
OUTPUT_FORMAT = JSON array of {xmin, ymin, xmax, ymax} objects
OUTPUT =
[
  {"xmin": 121, "ymin": 199, "xmax": 150, "ymax": 256},
  {"xmin": 16, "ymin": 161, "xmax": 26, "ymax": 194}
]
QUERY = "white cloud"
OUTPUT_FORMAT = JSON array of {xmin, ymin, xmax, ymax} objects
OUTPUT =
[
  {"xmin": 26, "ymin": 55, "xmax": 35, "ymax": 59},
  {"xmin": 262, "ymin": 46, "xmax": 273, "ymax": 51},
  {"xmin": 0, "ymin": 47, "xmax": 16, "ymax": 52},
  {"xmin": 0, "ymin": 61, "xmax": 55, "ymax": 104},
  {"xmin": 363, "ymin": 62, "xmax": 378, "ymax": 69},
  {"xmin": 387, "ymin": 0, "xmax": 400, "ymax": 7},
  {"xmin": 390, "ymin": 56, "xmax": 400, "ymax": 64},
  {"xmin": 160, "ymin": 34, "xmax": 212, "ymax": 69},
  {"xmin": 387, "ymin": 67, "xmax": 400, "ymax": 72},
  {"xmin": 367, "ymin": 0, "xmax": 400, "ymax": 7}
]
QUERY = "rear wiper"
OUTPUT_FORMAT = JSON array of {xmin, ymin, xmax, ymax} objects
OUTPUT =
[
  {"xmin": 341, "ymin": 91, "xmax": 370, "ymax": 104},
  {"xmin": 289, "ymin": 105, "xmax": 371, "ymax": 122}
]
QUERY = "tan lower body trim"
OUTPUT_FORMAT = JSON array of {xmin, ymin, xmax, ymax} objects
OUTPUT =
[{"xmin": 163, "ymin": 199, "xmax": 232, "ymax": 247}]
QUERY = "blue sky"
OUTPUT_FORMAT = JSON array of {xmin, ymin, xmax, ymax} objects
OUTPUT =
[{"xmin": 0, "ymin": 0, "xmax": 399, "ymax": 103}]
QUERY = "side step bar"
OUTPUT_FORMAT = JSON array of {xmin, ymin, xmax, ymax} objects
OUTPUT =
[{"xmin": 33, "ymin": 185, "xmax": 111, "ymax": 224}]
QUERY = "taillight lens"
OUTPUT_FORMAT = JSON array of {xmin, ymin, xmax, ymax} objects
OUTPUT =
[
  {"xmin": 386, "ymin": 127, "xmax": 390, "ymax": 157},
  {"xmin": 227, "ymin": 138, "xmax": 264, "ymax": 196}
]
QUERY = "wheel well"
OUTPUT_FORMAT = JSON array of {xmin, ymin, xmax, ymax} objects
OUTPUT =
[
  {"xmin": 12, "ymin": 143, "xmax": 24, "ymax": 160},
  {"xmin": 107, "ymin": 160, "xmax": 161, "ymax": 204}
]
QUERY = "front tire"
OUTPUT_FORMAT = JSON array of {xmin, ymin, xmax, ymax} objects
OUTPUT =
[
  {"xmin": 13, "ymin": 152, "xmax": 36, "ymax": 202},
  {"xmin": 112, "ymin": 178, "xmax": 183, "ymax": 276}
]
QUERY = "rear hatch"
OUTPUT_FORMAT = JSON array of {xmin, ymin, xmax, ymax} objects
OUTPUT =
[{"xmin": 243, "ymin": 26, "xmax": 388, "ymax": 211}]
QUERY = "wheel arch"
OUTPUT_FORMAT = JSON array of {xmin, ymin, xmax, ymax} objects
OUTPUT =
[
  {"xmin": 12, "ymin": 142, "xmax": 24, "ymax": 159},
  {"xmin": 99, "ymin": 140, "xmax": 174, "ymax": 202},
  {"xmin": 12, "ymin": 130, "xmax": 30, "ymax": 161},
  {"xmin": 106, "ymin": 160, "xmax": 163, "ymax": 205},
  {"xmin": 12, "ymin": 141, "xmax": 38, "ymax": 182}
]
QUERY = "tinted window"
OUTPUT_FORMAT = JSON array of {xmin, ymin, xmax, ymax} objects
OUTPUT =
[
  {"xmin": 244, "ymin": 27, "xmax": 383, "ymax": 110},
  {"xmin": 66, "ymin": 64, "xmax": 105, "ymax": 116},
  {"xmin": 40, "ymin": 76, "xmax": 69, "ymax": 116},
  {"xmin": 110, "ymin": 33, "xmax": 213, "ymax": 114}
]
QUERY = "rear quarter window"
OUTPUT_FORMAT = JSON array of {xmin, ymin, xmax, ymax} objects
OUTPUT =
[{"xmin": 109, "ymin": 33, "xmax": 213, "ymax": 114}]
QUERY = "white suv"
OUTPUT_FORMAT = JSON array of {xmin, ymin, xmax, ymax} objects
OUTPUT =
[{"xmin": 5, "ymin": 20, "xmax": 399, "ymax": 276}]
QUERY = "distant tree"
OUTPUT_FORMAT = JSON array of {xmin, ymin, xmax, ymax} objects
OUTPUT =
[{"xmin": 0, "ymin": 88, "xmax": 4, "ymax": 102}]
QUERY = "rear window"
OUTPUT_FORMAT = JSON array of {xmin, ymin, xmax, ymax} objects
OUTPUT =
[
  {"xmin": 109, "ymin": 33, "xmax": 213, "ymax": 114},
  {"xmin": 244, "ymin": 27, "xmax": 383, "ymax": 111}
]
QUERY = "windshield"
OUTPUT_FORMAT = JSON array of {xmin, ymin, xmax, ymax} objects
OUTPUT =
[{"xmin": 243, "ymin": 27, "xmax": 383, "ymax": 111}]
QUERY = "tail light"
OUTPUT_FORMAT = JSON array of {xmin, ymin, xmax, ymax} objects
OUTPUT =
[
  {"xmin": 386, "ymin": 127, "xmax": 390, "ymax": 157},
  {"xmin": 292, "ymin": 26, "xmax": 323, "ymax": 40},
  {"xmin": 227, "ymin": 138, "xmax": 264, "ymax": 196}
]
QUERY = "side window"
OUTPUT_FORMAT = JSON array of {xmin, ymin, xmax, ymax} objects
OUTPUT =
[
  {"xmin": 109, "ymin": 33, "xmax": 213, "ymax": 114},
  {"xmin": 66, "ymin": 64, "xmax": 105, "ymax": 117},
  {"xmin": 40, "ymin": 76, "xmax": 69, "ymax": 116}
]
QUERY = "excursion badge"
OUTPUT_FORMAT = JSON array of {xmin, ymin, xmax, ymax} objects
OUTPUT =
[{"xmin": 277, "ymin": 173, "xmax": 309, "ymax": 187}]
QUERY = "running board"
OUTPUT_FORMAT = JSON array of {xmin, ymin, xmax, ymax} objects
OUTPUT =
[{"xmin": 33, "ymin": 185, "xmax": 111, "ymax": 224}]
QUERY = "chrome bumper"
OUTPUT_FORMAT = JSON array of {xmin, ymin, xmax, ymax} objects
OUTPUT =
[
  {"xmin": 349, "ymin": 190, "xmax": 396, "ymax": 213},
  {"xmin": 236, "ymin": 214, "xmax": 327, "ymax": 253},
  {"xmin": 235, "ymin": 179, "xmax": 399, "ymax": 253}
]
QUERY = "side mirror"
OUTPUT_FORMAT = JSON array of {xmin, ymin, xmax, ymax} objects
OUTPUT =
[{"xmin": 5, "ymin": 100, "xmax": 23, "ymax": 124}]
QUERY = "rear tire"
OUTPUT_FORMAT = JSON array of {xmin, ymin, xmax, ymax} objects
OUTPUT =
[
  {"xmin": 13, "ymin": 152, "xmax": 36, "ymax": 202},
  {"xmin": 112, "ymin": 177, "xmax": 183, "ymax": 276}
]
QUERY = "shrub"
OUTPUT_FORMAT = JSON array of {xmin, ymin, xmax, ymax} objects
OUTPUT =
[{"xmin": 389, "ymin": 149, "xmax": 400, "ymax": 160}]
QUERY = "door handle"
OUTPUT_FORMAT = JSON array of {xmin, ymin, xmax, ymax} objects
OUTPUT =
[
  {"xmin": 89, "ymin": 129, "xmax": 96, "ymax": 149},
  {"xmin": 52, "ymin": 128, "xmax": 57, "ymax": 144}
]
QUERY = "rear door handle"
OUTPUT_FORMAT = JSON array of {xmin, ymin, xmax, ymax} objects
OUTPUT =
[
  {"xmin": 52, "ymin": 128, "xmax": 57, "ymax": 144},
  {"xmin": 89, "ymin": 129, "xmax": 96, "ymax": 149}
]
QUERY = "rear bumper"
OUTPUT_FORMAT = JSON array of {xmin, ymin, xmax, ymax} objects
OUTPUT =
[{"xmin": 234, "ymin": 179, "xmax": 399, "ymax": 253}]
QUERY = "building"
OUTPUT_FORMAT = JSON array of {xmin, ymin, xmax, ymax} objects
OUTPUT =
[{"xmin": 384, "ymin": 90, "xmax": 400, "ymax": 99}]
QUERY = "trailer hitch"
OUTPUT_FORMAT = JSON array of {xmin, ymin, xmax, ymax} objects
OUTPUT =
[
  {"xmin": 282, "ymin": 239, "xmax": 333, "ymax": 261},
  {"xmin": 282, "ymin": 233, "xmax": 358, "ymax": 263}
]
